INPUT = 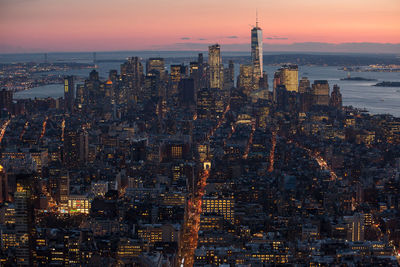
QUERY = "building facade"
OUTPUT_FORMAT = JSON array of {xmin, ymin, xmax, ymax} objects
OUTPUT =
[{"xmin": 208, "ymin": 44, "xmax": 223, "ymax": 89}]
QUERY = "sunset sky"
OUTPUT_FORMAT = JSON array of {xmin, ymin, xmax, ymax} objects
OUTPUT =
[{"xmin": 0, "ymin": 0, "xmax": 399, "ymax": 53}]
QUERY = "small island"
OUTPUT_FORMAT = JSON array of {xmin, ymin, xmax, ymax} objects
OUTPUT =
[
  {"xmin": 374, "ymin": 81, "xmax": 400, "ymax": 87},
  {"xmin": 341, "ymin": 77, "xmax": 377, "ymax": 81}
]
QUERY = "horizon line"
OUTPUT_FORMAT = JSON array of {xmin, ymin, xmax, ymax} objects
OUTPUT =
[{"xmin": 1, "ymin": 42, "xmax": 400, "ymax": 55}]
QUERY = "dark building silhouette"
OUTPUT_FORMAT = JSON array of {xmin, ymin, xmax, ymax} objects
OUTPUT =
[
  {"xmin": 132, "ymin": 138, "xmax": 147, "ymax": 162},
  {"xmin": 299, "ymin": 86, "xmax": 313, "ymax": 112},
  {"xmin": 109, "ymin": 69, "xmax": 118, "ymax": 82},
  {"xmin": 0, "ymin": 165, "xmax": 8, "ymax": 203},
  {"xmin": 223, "ymin": 60, "xmax": 235, "ymax": 91},
  {"xmin": 63, "ymin": 130, "xmax": 80, "ymax": 168},
  {"xmin": 64, "ymin": 76, "xmax": 75, "ymax": 113},
  {"xmin": 275, "ymin": 85, "xmax": 298, "ymax": 112},
  {"xmin": 144, "ymin": 71, "xmax": 161, "ymax": 101},
  {"xmin": 259, "ymin": 72, "xmax": 269, "ymax": 89},
  {"xmin": 189, "ymin": 62, "xmax": 200, "ymax": 92},
  {"xmin": 330, "ymin": 84, "xmax": 343, "ymax": 109},
  {"xmin": 179, "ymin": 78, "xmax": 196, "ymax": 107},
  {"xmin": 0, "ymin": 89, "xmax": 13, "ymax": 113},
  {"xmin": 312, "ymin": 80, "xmax": 330, "ymax": 106}
]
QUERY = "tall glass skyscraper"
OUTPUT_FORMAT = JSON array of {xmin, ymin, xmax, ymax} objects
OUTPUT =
[
  {"xmin": 251, "ymin": 18, "xmax": 263, "ymax": 79},
  {"xmin": 208, "ymin": 44, "xmax": 223, "ymax": 89}
]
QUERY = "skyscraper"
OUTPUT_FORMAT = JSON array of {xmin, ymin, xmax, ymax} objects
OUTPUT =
[
  {"xmin": 197, "ymin": 88, "xmax": 214, "ymax": 120},
  {"xmin": 170, "ymin": 64, "xmax": 186, "ymax": 83},
  {"xmin": 170, "ymin": 64, "xmax": 186, "ymax": 95},
  {"xmin": 251, "ymin": 15, "xmax": 263, "ymax": 79},
  {"xmin": 330, "ymin": 84, "xmax": 343, "ymax": 109},
  {"xmin": 298, "ymin": 77, "xmax": 311, "ymax": 94},
  {"xmin": 198, "ymin": 53, "xmax": 208, "ymax": 89},
  {"xmin": 144, "ymin": 72, "xmax": 160, "ymax": 101},
  {"xmin": 178, "ymin": 78, "xmax": 196, "ymax": 107},
  {"xmin": 146, "ymin": 57, "xmax": 166, "ymax": 80},
  {"xmin": 312, "ymin": 80, "xmax": 330, "ymax": 106},
  {"xmin": 59, "ymin": 171, "xmax": 69, "ymax": 204},
  {"xmin": 223, "ymin": 60, "xmax": 235, "ymax": 90},
  {"xmin": 64, "ymin": 76, "xmax": 74, "ymax": 113},
  {"xmin": 208, "ymin": 44, "xmax": 223, "ymax": 89},
  {"xmin": 189, "ymin": 62, "xmax": 200, "ymax": 91},
  {"xmin": 237, "ymin": 64, "xmax": 254, "ymax": 95},
  {"xmin": 63, "ymin": 129, "xmax": 80, "ymax": 168},
  {"xmin": 348, "ymin": 213, "xmax": 365, "ymax": 242},
  {"xmin": 15, "ymin": 174, "xmax": 34, "ymax": 266},
  {"xmin": 274, "ymin": 65, "xmax": 299, "ymax": 92},
  {"xmin": 0, "ymin": 89, "xmax": 13, "ymax": 113},
  {"xmin": 0, "ymin": 165, "xmax": 8, "ymax": 203},
  {"xmin": 120, "ymin": 57, "xmax": 143, "ymax": 90}
]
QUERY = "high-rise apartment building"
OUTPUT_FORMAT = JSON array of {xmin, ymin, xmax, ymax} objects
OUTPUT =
[{"xmin": 208, "ymin": 44, "xmax": 223, "ymax": 89}]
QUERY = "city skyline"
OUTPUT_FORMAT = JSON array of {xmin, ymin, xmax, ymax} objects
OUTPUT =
[
  {"xmin": 0, "ymin": 0, "xmax": 399, "ymax": 53},
  {"xmin": 1, "ymin": 0, "xmax": 400, "ymax": 263}
]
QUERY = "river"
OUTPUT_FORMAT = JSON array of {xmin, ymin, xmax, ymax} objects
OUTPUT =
[{"xmin": 7, "ymin": 51, "xmax": 400, "ymax": 116}]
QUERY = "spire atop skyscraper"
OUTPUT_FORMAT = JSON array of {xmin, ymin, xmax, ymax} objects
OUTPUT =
[{"xmin": 256, "ymin": 9, "xmax": 259, "ymax": 28}]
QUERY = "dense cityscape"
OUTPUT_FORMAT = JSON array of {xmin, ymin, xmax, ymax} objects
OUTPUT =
[{"xmin": 0, "ymin": 20, "xmax": 400, "ymax": 267}]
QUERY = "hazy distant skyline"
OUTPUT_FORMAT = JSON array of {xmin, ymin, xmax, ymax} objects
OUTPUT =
[{"xmin": 0, "ymin": 0, "xmax": 399, "ymax": 53}]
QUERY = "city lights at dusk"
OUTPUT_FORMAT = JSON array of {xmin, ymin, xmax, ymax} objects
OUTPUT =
[{"xmin": 0, "ymin": 0, "xmax": 400, "ymax": 266}]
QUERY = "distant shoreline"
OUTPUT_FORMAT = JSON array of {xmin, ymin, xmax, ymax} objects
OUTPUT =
[
  {"xmin": 341, "ymin": 77, "xmax": 377, "ymax": 81},
  {"xmin": 374, "ymin": 81, "xmax": 400, "ymax": 87}
]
